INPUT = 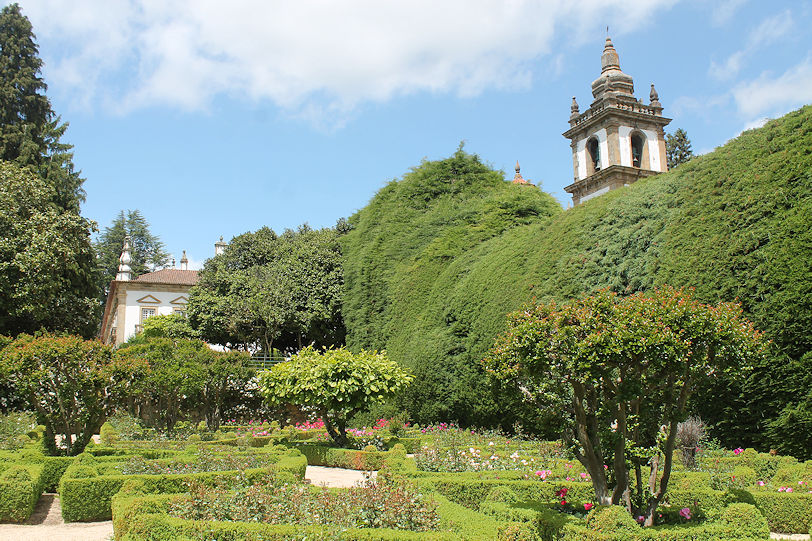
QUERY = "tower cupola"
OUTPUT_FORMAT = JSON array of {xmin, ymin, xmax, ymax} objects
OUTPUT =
[{"xmin": 562, "ymin": 36, "xmax": 671, "ymax": 206}]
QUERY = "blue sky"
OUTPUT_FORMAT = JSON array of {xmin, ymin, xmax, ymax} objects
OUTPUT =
[{"xmin": 13, "ymin": 0, "xmax": 812, "ymax": 269}]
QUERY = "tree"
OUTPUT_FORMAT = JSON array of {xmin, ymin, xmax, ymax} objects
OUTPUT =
[
  {"xmin": 0, "ymin": 162, "xmax": 99, "ymax": 338},
  {"xmin": 115, "ymin": 338, "xmax": 206, "ymax": 434},
  {"xmin": 665, "ymin": 128, "xmax": 693, "ymax": 169},
  {"xmin": 0, "ymin": 334, "xmax": 129, "ymax": 455},
  {"xmin": 95, "ymin": 209, "xmax": 170, "ymax": 291},
  {"xmin": 484, "ymin": 287, "xmax": 767, "ymax": 525},
  {"xmin": 115, "ymin": 337, "xmax": 254, "ymax": 433},
  {"xmin": 259, "ymin": 346, "xmax": 412, "ymax": 446},
  {"xmin": 189, "ymin": 225, "xmax": 345, "ymax": 353},
  {"xmin": 139, "ymin": 313, "xmax": 198, "ymax": 340},
  {"xmin": 0, "ymin": 3, "xmax": 84, "ymax": 212}
]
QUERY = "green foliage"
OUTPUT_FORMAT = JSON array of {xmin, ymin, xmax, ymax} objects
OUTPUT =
[
  {"xmin": 717, "ymin": 503, "xmax": 769, "ymax": 539},
  {"xmin": 0, "ymin": 463, "xmax": 45, "ymax": 522},
  {"xmin": 342, "ymin": 107, "xmax": 812, "ymax": 457},
  {"xmin": 0, "ymin": 411, "xmax": 35, "ymax": 450},
  {"xmin": 116, "ymin": 338, "xmax": 253, "ymax": 433},
  {"xmin": 138, "ymin": 313, "xmax": 198, "ymax": 340},
  {"xmin": 665, "ymin": 128, "xmax": 694, "ymax": 169},
  {"xmin": 341, "ymin": 147, "xmax": 562, "ymax": 428},
  {"xmin": 0, "ymin": 162, "xmax": 99, "ymax": 337},
  {"xmin": 189, "ymin": 224, "xmax": 345, "ymax": 353},
  {"xmin": 485, "ymin": 287, "xmax": 767, "ymax": 523},
  {"xmin": 94, "ymin": 209, "xmax": 170, "ymax": 293},
  {"xmin": 0, "ymin": 334, "xmax": 128, "ymax": 455},
  {"xmin": 100, "ymin": 421, "xmax": 118, "ymax": 446},
  {"xmin": 0, "ymin": 4, "xmax": 85, "ymax": 212},
  {"xmin": 260, "ymin": 346, "xmax": 412, "ymax": 446}
]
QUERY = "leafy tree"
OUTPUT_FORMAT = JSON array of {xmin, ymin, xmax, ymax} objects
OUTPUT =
[
  {"xmin": 115, "ymin": 338, "xmax": 206, "ymax": 434},
  {"xmin": 95, "ymin": 209, "xmax": 170, "ymax": 291},
  {"xmin": 484, "ymin": 288, "xmax": 767, "ymax": 525},
  {"xmin": 665, "ymin": 128, "xmax": 693, "ymax": 169},
  {"xmin": 259, "ymin": 346, "xmax": 412, "ymax": 446},
  {"xmin": 0, "ymin": 334, "xmax": 129, "ymax": 455},
  {"xmin": 189, "ymin": 225, "xmax": 345, "ymax": 354},
  {"xmin": 116, "ymin": 337, "xmax": 253, "ymax": 433},
  {"xmin": 0, "ymin": 162, "xmax": 98, "ymax": 337},
  {"xmin": 0, "ymin": 3, "xmax": 84, "ymax": 212},
  {"xmin": 139, "ymin": 313, "xmax": 198, "ymax": 340}
]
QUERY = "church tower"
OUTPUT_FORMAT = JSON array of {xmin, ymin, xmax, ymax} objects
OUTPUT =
[{"xmin": 563, "ymin": 36, "xmax": 671, "ymax": 205}]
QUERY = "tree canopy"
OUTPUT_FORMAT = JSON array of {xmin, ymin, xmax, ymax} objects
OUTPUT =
[
  {"xmin": 485, "ymin": 288, "xmax": 767, "ymax": 525},
  {"xmin": 0, "ymin": 3, "xmax": 84, "ymax": 212},
  {"xmin": 665, "ymin": 128, "xmax": 693, "ymax": 170},
  {"xmin": 0, "ymin": 334, "xmax": 128, "ymax": 455},
  {"xmin": 259, "ymin": 346, "xmax": 412, "ymax": 445},
  {"xmin": 189, "ymin": 224, "xmax": 345, "ymax": 354},
  {"xmin": 94, "ymin": 209, "xmax": 170, "ymax": 292},
  {"xmin": 0, "ymin": 162, "xmax": 98, "ymax": 337}
]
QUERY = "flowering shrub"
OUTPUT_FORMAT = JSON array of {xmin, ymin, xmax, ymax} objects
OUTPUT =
[{"xmin": 168, "ymin": 474, "xmax": 439, "ymax": 531}]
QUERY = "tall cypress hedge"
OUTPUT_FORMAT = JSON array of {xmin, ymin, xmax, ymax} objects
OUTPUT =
[{"xmin": 341, "ymin": 107, "xmax": 812, "ymax": 454}]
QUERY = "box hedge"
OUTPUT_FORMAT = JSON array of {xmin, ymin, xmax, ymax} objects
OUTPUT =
[
  {"xmin": 59, "ymin": 451, "xmax": 307, "ymax": 522},
  {"xmin": 0, "ymin": 463, "xmax": 46, "ymax": 522}
]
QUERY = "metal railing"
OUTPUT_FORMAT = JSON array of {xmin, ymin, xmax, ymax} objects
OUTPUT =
[{"xmin": 247, "ymin": 356, "xmax": 287, "ymax": 371}]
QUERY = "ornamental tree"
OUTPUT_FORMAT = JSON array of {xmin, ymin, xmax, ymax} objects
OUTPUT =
[
  {"xmin": 484, "ymin": 287, "xmax": 767, "ymax": 525},
  {"xmin": 259, "ymin": 346, "xmax": 412, "ymax": 446},
  {"xmin": 0, "ymin": 335, "xmax": 129, "ymax": 455}
]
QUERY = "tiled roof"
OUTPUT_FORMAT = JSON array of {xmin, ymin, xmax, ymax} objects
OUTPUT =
[{"xmin": 134, "ymin": 269, "xmax": 199, "ymax": 286}]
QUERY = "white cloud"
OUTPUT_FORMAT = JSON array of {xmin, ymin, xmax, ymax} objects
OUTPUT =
[
  {"xmin": 732, "ymin": 56, "xmax": 812, "ymax": 118},
  {"xmin": 18, "ymin": 0, "xmax": 678, "ymax": 123},
  {"xmin": 711, "ymin": 0, "xmax": 747, "ymax": 26},
  {"xmin": 709, "ymin": 9, "xmax": 793, "ymax": 81}
]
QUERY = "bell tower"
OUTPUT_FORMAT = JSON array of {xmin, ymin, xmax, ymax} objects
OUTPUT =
[{"xmin": 563, "ymin": 36, "xmax": 671, "ymax": 205}]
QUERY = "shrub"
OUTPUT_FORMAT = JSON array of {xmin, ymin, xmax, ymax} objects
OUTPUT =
[
  {"xmin": 585, "ymin": 505, "xmax": 640, "ymax": 533},
  {"xmin": 100, "ymin": 421, "xmax": 118, "ymax": 446},
  {"xmin": 0, "ymin": 411, "xmax": 36, "ymax": 450},
  {"xmin": 0, "ymin": 464, "xmax": 45, "ymax": 522},
  {"xmin": 717, "ymin": 503, "xmax": 770, "ymax": 539}
]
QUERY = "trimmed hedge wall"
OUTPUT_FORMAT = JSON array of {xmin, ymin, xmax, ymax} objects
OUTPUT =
[
  {"xmin": 60, "ymin": 452, "xmax": 307, "ymax": 522},
  {"xmin": 0, "ymin": 463, "xmax": 46, "ymax": 522},
  {"xmin": 111, "ymin": 490, "xmax": 523, "ymax": 540}
]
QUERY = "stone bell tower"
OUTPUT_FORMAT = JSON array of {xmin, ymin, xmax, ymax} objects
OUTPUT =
[{"xmin": 563, "ymin": 36, "xmax": 671, "ymax": 206}]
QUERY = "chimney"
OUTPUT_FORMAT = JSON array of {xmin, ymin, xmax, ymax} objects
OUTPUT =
[
  {"xmin": 116, "ymin": 237, "xmax": 133, "ymax": 281},
  {"xmin": 180, "ymin": 250, "xmax": 188, "ymax": 271},
  {"xmin": 214, "ymin": 236, "xmax": 227, "ymax": 256}
]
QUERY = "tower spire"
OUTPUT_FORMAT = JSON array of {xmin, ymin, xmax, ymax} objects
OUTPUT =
[{"xmin": 116, "ymin": 236, "xmax": 133, "ymax": 281}]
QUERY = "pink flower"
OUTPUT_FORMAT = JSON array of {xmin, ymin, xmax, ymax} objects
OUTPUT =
[
  {"xmin": 679, "ymin": 507, "xmax": 692, "ymax": 520},
  {"xmin": 584, "ymin": 503, "xmax": 594, "ymax": 511},
  {"xmin": 636, "ymin": 515, "xmax": 645, "ymax": 523},
  {"xmin": 758, "ymin": 481, "xmax": 765, "ymax": 486},
  {"xmin": 556, "ymin": 487, "xmax": 569, "ymax": 499},
  {"xmin": 733, "ymin": 447, "xmax": 744, "ymax": 455},
  {"xmin": 580, "ymin": 472, "xmax": 588, "ymax": 479}
]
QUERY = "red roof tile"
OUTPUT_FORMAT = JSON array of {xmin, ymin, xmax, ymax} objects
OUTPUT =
[{"xmin": 134, "ymin": 269, "xmax": 199, "ymax": 286}]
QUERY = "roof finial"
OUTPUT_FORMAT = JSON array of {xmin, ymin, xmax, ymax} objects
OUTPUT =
[
  {"xmin": 570, "ymin": 96, "xmax": 580, "ymax": 120},
  {"xmin": 180, "ymin": 250, "xmax": 188, "ymax": 271},
  {"xmin": 116, "ymin": 236, "xmax": 133, "ymax": 281},
  {"xmin": 601, "ymin": 33, "xmax": 620, "ymax": 73},
  {"xmin": 515, "ymin": 160, "xmax": 521, "ymax": 174},
  {"xmin": 649, "ymin": 83, "xmax": 661, "ymax": 107}
]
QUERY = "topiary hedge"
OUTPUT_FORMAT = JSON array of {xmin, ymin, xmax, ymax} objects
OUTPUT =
[
  {"xmin": 59, "ymin": 451, "xmax": 307, "ymax": 522},
  {"xmin": 0, "ymin": 463, "xmax": 46, "ymax": 522},
  {"xmin": 111, "ymin": 489, "xmax": 525, "ymax": 540}
]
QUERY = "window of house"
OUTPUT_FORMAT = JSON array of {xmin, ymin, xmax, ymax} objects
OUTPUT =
[
  {"xmin": 141, "ymin": 307, "xmax": 157, "ymax": 323},
  {"xmin": 173, "ymin": 307, "xmax": 187, "ymax": 318}
]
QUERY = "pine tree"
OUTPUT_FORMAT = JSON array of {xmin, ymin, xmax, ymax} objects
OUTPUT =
[
  {"xmin": 0, "ymin": 3, "xmax": 84, "ymax": 212},
  {"xmin": 95, "ymin": 210, "xmax": 171, "ymax": 293},
  {"xmin": 665, "ymin": 128, "xmax": 694, "ymax": 170}
]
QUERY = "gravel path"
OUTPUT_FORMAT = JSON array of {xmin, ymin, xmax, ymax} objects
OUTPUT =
[
  {"xmin": 0, "ymin": 493, "xmax": 113, "ymax": 541},
  {"xmin": 305, "ymin": 465, "xmax": 376, "ymax": 488}
]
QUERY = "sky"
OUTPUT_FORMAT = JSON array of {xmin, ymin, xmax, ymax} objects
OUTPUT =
[{"xmin": 11, "ymin": 0, "xmax": 812, "ymax": 269}]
